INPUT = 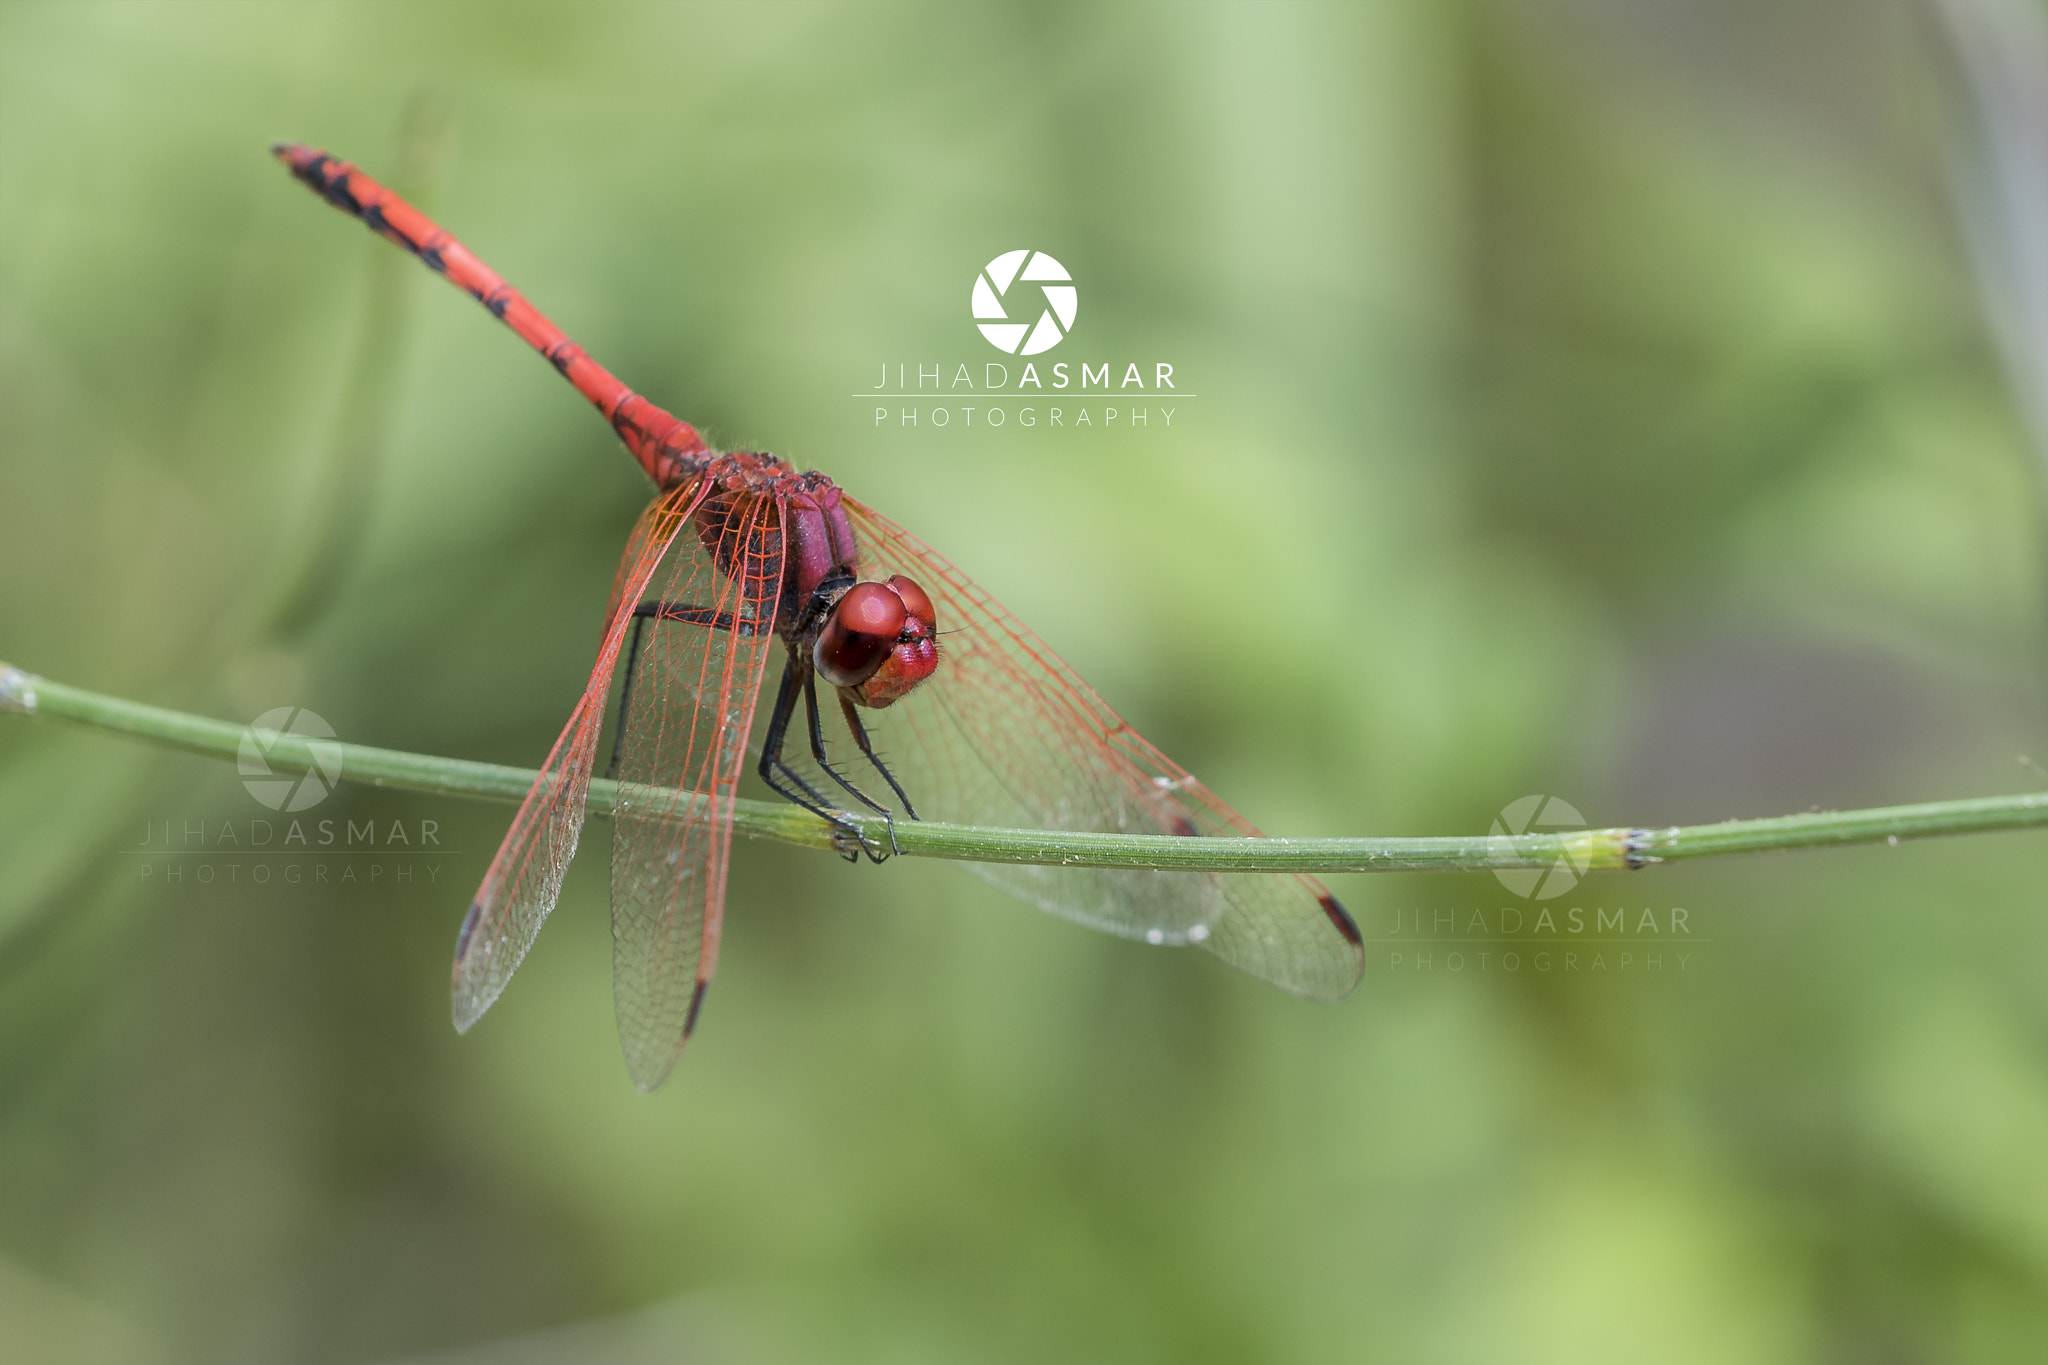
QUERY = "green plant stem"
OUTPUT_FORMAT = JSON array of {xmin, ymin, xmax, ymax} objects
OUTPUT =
[{"xmin": 6, "ymin": 664, "xmax": 2048, "ymax": 875}]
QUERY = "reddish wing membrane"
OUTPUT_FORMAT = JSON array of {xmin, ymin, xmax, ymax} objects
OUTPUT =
[
  {"xmin": 453, "ymin": 480, "xmax": 702, "ymax": 1032},
  {"xmin": 607, "ymin": 485, "xmax": 787, "ymax": 1090},
  {"xmin": 835, "ymin": 498, "xmax": 1364, "ymax": 1001}
]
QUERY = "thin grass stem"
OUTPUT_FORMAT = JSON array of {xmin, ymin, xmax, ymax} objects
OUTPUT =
[{"xmin": 7, "ymin": 664, "xmax": 2047, "ymax": 875}]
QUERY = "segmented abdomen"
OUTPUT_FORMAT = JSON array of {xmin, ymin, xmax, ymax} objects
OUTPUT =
[{"xmin": 274, "ymin": 143, "xmax": 708, "ymax": 489}]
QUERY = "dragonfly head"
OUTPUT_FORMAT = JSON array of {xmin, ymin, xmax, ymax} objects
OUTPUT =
[{"xmin": 813, "ymin": 575, "xmax": 939, "ymax": 707}]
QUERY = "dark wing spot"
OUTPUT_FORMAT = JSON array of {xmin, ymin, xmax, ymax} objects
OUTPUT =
[
  {"xmin": 684, "ymin": 979, "xmax": 710, "ymax": 1037},
  {"xmin": 1319, "ymin": 892, "xmax": 1363, "ymax": 947},
  {"xmin": 1170, "ymin": 814, "xmax": 1199, "ymax": 837},
  {"xmin": 455, "ymin": 899, "xmax": 483, "ymax": 958}
]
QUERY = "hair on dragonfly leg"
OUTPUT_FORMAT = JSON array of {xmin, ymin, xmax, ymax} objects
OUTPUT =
[
  {"xmin": 757, "ymin": 664, "xmax": 839, "ymax": 811},
  {"xmin": 801, "ymin": 672, "xmax": 895, "ymax": 819},
  {"xmin": 758, "ymin": 660, "xmax": 879, "ymax": 862},
  {"xmin": 838, "ymin": 692, "xmax": 919, "ymax": 821}
]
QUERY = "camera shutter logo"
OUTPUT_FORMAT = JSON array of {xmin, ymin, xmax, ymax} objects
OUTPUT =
[
  {"xmin": 238, "ymin": 707, "xmax": 344, "ymax": 811},
  {"xmin": 972, "ymin": 250, "xmax": 1076, "ymax": 355},
  {"xmin": 1492, "ymin": 795, "xmax": 1591, "ymax": 899}
]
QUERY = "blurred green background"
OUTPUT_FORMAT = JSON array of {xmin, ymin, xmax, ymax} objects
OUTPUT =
[{"xmin": 7, "ymin": 0, "xmax": 2048, "ymax": 1360}]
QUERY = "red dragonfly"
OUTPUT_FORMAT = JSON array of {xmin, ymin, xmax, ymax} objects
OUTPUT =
[{"xmin": 276, "ymin": 144, "xmax": 1363, "ymax": 1090}]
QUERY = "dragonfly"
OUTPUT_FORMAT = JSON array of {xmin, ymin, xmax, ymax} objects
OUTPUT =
[{"xmin": 275, "ymin": 143, "xmax": 1363, "ymax": 1090}]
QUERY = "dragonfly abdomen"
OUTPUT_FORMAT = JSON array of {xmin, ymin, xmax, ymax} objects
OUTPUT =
[{"xmin": 274, "ymin": 143, "xmax": 709, "ymax": 490}]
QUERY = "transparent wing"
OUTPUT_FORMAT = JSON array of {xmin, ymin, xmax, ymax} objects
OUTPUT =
[
  {"xmin": 608, "ymin": 486, "xmax": 786, "ymax": 1090},
  {"xmin": 834, "ymin": 497, "xmax": 1363, "ymax": 1001},
  {"xmin": 452, "ymin": 480, "xmax": 703, "ymax": 1032}
]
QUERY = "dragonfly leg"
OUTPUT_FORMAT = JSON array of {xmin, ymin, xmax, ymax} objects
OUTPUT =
[
  {"xmin": 758, "ymin": 661, "xmax": 881, "ymax": 862},
  {"xmin": 803, "ymin": 677, "xmax": 901, "ymax": 858},
  {"xmin": 606, "ymin": 612, "xmax": 651, "ymax": 779},
  {"xmin": 635, "ymin": 601, "xmax": 746, "ymax": 632},
  {"xmin": 838, "ymin": 693, "xmax": 920, "ymax": 822},
  {"xmin": 802, "ymin": 676, "xmax": 890, "ymax": 815},
  {"xmin": 608, "ymin": 599, "xmax": 750, "ymax": 778}
]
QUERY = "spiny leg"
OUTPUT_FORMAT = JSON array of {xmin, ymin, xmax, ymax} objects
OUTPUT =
[
  {"xmin": 839, "ymin": 693, "xmax": 919, "ymax": 821},
  {"xmin": 802, "ymin": 675, "xmax": 890, "ymax": 816},
  {"xmin": 804, "ymin": 676, "xmax": 901, "ymax": 857},
  {"xmin": 610, "ymin": 607, "xmax": 885, "ymax": 862},
  {"xmin": 757, "ymin": 661, "xmax": 882, "ymax": 862}
]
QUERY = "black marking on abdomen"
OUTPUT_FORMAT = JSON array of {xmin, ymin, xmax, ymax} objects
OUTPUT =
[
  {"xmin": 360, "ymin": 202, "xmax": 419, "ymax": 255},
  {"xmin": 317, "ymin": 162, "xmax": 364, "ymax": 216},
  {"xmin": 484, "ymin": 290, "xmax": 511, "ymax": 320}
]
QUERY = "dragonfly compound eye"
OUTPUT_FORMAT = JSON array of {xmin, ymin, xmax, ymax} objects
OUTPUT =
[
  {"xmin": 855, "ymin": 575, "xmax": 939, "ymax": 706},
  {"xmin": 815, "ymin": 578, "xmax": 941, "ymax": 705},
  {"xmin": 815, "ymin": 582, "xmax": 907, "ymax": 688},
  {"xmin": 884, "ymin": 574, "xmax": 936, "ymax": 628}
]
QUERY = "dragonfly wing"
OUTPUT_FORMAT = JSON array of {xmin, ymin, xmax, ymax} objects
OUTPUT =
[
  {"xmin": 608, "ymin": 486, "xmax": 786, "ymax": 1090},
  {"xmin": 452, "ymin": 481, "xmax": 703, "ymax": 1032},
  {"xmin": 837, "ymin": 498, "xmax": 1363, "ymax": 1001}
]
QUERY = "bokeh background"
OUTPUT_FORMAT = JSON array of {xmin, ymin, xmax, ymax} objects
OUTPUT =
[{"xmin": 7, "ymin": 1, "xmax": 2048, "ymax": 1360}]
